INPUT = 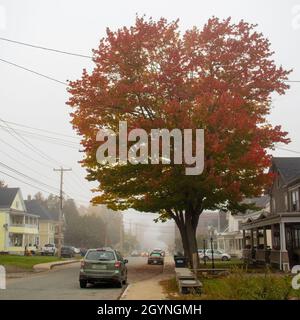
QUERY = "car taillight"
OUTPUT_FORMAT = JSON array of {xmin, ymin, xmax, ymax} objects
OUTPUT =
[{"xmin": 114, "ymin": 261, "xmax": 121, "ymax": 268}]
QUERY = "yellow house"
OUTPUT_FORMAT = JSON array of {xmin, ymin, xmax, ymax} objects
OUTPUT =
[
  {"xmin": 0, "ymin": 188, "xmax": 39, "ymax": 254},
  {"xmin": 24, "ymin": 199, "xmax": 59, "ymax": 248}
]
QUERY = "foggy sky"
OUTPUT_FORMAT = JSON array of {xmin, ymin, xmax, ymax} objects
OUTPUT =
[{"xmin": 0, "ymin": 0, "xmax": 299, "ymax": 218}]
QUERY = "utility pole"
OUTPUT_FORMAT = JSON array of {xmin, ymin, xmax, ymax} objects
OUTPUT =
[{"xmin": 53, "ymin": 167, "xmax": 72, "ymax": 257}]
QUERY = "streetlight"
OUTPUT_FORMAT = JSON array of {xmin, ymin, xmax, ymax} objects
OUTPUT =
[{"xmin": 210, "ymin": 237, "xmax": 215, "ymax": 270}]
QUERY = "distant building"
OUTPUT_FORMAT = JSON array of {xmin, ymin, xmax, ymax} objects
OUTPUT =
[
  {"xmin": 216, "ymin": 195, "xmax": 270, "ymax": 257},
  {"xmin": 0, "ymin": 188, "xmax": 39, "ymax": 254},
  {"xmin": 197, "ymin": 210, "xmax": 227, "ymax": 237},
  {"xmin": 25, "ymin": 198, "xmax": 60, "ymax": 248}
]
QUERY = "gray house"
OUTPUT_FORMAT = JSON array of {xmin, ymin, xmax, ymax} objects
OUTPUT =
[{"xmin": 242, "ymin": 157, "xmax": 300, "ymax": 271}]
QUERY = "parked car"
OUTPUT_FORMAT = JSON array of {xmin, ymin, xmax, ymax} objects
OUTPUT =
[
  {"xmin": 200, "ymin": 249, "xmax": 231, "ymax": 261},
  {"xmin": 41, "ymin": 243, "xmax": 57, "ymax": 256},
  {"xmin": 130, "ymin": 250, "xmax": 140, "ymax": 257},
  {"xmin": 80, "ymin": 247, "xmax": 88, "ymax": 257},
  {"xmin": 197, "ymin": 249, "xmax": 205, "ymax": 257},
  {"xmin": 147, "ymin": 251, "xmax": 164, "ymax": 265},
  {"xmin": 72, "ymin": 247, "xmax": 80, "ymax": 254},
  {"xmin": 79, "ymin": 248, "xmax": 128, "ymax": 288},
  {"xmin": 140, "ymin": 251, "xmax": 149, "ymax": 257},
  {"xmin": 61, "ymin": 245, "xmax": 75, "ymax": 258}
]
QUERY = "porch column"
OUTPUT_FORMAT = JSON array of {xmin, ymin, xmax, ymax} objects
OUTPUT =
[
  {"xmin": 242, "ymin": 230, "xmax": 246, "ymax": 249},
  {"xmin": 279, "ymin": 222, "xmax": 288, "ymax": 270},
  {"xmin": 256, "ymin": 228, "xmax": 260, "ymax": 247},
  {"xmin": 271, "ymin": 224, "xmax": 275, "ymax": 248},
  {"xmin": 250, "ymin": 229, "xmax": 254, "ymax": 248},
  {"xmin": 263, "ymin": 227, "xmax": 267, "ymax": 248},
  {"xmin": 280, "ymin": 222, "xmax": 287, "ymax": 251}
]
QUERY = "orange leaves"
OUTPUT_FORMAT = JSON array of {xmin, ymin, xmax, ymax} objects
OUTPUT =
[{"xmin": 66, "ymin": 16, "xmax": 291, "ymax": 211}]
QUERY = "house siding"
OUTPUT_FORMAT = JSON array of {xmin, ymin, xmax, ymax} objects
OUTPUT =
[
  {"xmin": 270, "ymin": 174, "xmax": 287, "ymax": 214},
  {"xmin": 0, "ymin": 211, "xmax": 6, "ymax": 251}
]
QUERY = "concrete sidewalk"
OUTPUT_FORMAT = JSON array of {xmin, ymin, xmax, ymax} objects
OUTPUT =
[
  {"xmin": 33, "ymin": 259, "xmax": 79, "ymax": 272},
  {"xmin": 6, "ymin": 259, "xmax": 79, "ymax": 279},
  {"xmin": 120, "ymin": 257, "xmax": 175, "ymax": 300}
]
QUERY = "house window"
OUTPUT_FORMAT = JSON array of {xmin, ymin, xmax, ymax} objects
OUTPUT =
[
  {"xmin": 9, "ymin": 233, "xmax": 23, "ymax": 247},
  {"xmin": 294, "ymin": 228, "xmax": 300, "ymax": 249},
  {"xmin": 277, "ymin": 177, "xmax": 280, "ymax": 188},
  {"xmin": 291, "ymin": 190, "xmax": 299, "ymax": 212},
  {"xmin": 10, "ymin": 215, "xmax": 23, "ymax": 225},
  {"xmin": 272, "ymin": 198, "xmax": 276, "ymax": 213}
]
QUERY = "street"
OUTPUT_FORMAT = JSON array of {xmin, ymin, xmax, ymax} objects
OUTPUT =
[{"xmin": 0, "ymin": 257, "xmax": 164, "ymax": 300}]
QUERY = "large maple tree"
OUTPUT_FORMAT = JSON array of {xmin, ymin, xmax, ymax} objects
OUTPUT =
[{"xmin": 67, "ymin": 17, "xmax": 291, "ymax": 266}]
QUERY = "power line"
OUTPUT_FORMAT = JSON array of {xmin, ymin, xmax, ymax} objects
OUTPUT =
[
  {"xmin": 0, "ymin": 118, "xmax": 66, "ymax": 167},
  {"xmin": 275, "ymin": 146, "xmax": 300, "ymax": 154},
  {"xmin": 0, "ymin": 120, "xmax": 90, "ymax": 199},
  {"xmin": 0, "ymin": 57, "xmax": 67, "ymax": 85},
  {"xmin": 0, "ymin": 125, "xmax": 79, "ymax": 148},
  {"xmin": 1, "ymin": 148, "xmax": 58, "ymax": 184},
  {"xmin": 0, "ymin": 37, "xmax": 93, "ymax": 59},
  {"xmin": 0, "ymin": 169, "xmax": 58, "ymax": 196},
  {"xmin": 0, "ymin": 136, "xmax": 52, "ymax": 169},
  {"xmin": 3, "ymin": 119, "xmax": 80, "ymax": 140},
  {"xmin": 0, "ymin": 161, "xmax": 60, "ymax": 193}
]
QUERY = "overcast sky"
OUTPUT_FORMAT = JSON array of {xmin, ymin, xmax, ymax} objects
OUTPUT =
[{"xmin": 0, "ymin": 0, "xmax": 299, "ymax": 213}]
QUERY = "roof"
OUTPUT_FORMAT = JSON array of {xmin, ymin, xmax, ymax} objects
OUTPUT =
[
  {"xmin": 0, "ymin": 188, "xmax": 19, "ymax": 208},
  {"xmin": 242, "ymin": 195, "xmax": 270, "ymax": 209},
  {"xmin": 272, "ymin": 157, "xmax": 300, "ymax": 185},
  {"xmin": 24, "ymin": 200, "xmax": 58, "ymax": 221}
]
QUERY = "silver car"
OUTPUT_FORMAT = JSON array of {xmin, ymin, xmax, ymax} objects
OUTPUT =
[
  {"xmin": 200, "ymin": 249, "xmax": 231, "ymax": 261},
  {"xmin": 79, "ymin": 248, "xmax": 128, "ymax": 288}
]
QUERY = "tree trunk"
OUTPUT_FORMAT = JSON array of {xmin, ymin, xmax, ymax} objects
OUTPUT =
[{"xmin": 174, "ymin": 210, "xmax": 201, "ymax": 269}]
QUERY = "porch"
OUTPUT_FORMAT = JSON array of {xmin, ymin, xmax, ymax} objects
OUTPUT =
[{"xmin": 241, "ymin": 212, "xmax": 300, "ymax": 271}]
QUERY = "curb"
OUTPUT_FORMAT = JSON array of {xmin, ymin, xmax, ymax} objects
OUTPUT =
[
  {"xmin": 119, "ymin": 284, "xmax": 131, "ymax": 300},
  {"xmin": 33, "ymin": 259, "xmax": 79, "ymax": 272}
]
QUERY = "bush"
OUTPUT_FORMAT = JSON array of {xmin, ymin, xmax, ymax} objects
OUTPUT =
[{"xmin": 161, "ymin": 268, "xmax": 300, "ymax": 300}]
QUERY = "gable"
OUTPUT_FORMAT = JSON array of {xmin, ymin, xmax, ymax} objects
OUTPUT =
[
  {"xmin": 272, "ymin": 157, "xmax": 300, "ymax": 185},
  {"xmin": 0, "ymin": 188, "xmax": 20, "ymax": 209},
  {"xmin": 10, "ymin": 190, "xmax": 27, "ymax": 211}
]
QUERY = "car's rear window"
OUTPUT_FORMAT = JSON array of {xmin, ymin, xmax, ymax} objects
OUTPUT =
[
  {"xmin": 150, "ymin": 252, "xmax": 162, "ymax": 257},
  {"xmin": 86, "ymin": 250, "xmax": 115, "ymax": 261}
]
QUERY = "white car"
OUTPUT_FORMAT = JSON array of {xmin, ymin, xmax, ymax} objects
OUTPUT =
[
  {"xmin": 200, "ymin": 249, "xmax": 231, "ymax": 261},
  {"xmin": 41, "ymin": 243, "xmax": 57, "ymax": 256},
  {"xmin": 72, "ymin": 247, "xmax": 80, "ymax": 254}
]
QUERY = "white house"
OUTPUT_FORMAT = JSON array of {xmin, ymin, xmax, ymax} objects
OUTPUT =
[{"xmin": 216, "ymin": 196, "xmax": 270, "ymax": 257}]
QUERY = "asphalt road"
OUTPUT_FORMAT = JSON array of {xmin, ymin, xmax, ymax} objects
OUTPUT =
[{"xmin": 0, "ymin": 256, "xmax": 164, "ymax": 300}]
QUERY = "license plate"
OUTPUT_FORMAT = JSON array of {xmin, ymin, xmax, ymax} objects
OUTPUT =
[
  {"xmin": 153, "ymin": 260, "xmax": 158, "ymax": 264},
  {"xmin": 92, "ymin": 264, "xmax": 107, "ymax": 270}
]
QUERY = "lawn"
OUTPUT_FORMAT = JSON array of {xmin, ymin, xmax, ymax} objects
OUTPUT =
[
  {"xmin": 161, "ymin": 269, "xmax": 300, "ymax": 300},
  {"xmin": 0, "ymin": 255, "xmax": 63, "ymax": 271},
  {"xmin": 198, "ymin": 258, "xmax": 244, "ymax": 269}
]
